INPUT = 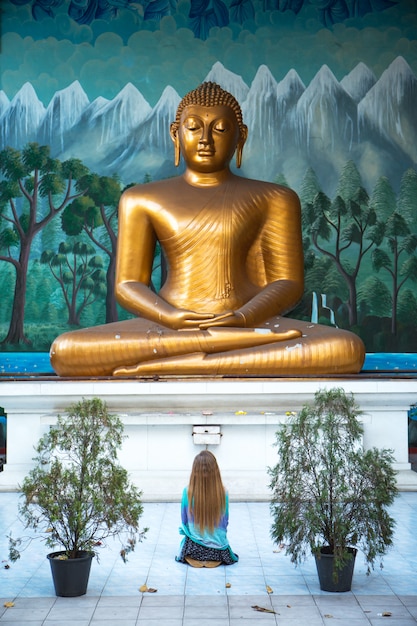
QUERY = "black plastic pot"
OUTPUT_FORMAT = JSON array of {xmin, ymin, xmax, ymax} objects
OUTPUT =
[
  {"xmin": 315, "ymin": 546, "xmax": 357, "ymax": 592},
  {"xmin": 47, "ymin": 550, "xmax": 93, "ymax": 597}
]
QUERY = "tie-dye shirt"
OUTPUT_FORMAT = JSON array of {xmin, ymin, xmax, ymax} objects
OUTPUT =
[{"xmin": 177, "ymin": 487, "xmax": 238, "ymax": 560}]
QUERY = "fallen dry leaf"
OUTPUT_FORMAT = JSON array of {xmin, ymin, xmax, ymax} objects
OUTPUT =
[
  {"xmin": 266, "ymin": 585, "xmax": 273, "ymax": 594},
  {"xmin": 251, "ymin": 605, "xmax": 277, "ymax": 614},
  {"xmin": 3, "ymin": 602, "xmax": 14, "ymax": 608}
]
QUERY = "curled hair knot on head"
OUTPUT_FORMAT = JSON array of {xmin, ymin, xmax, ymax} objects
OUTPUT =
[{"xmin": 171, "ymin": 82, "xmax": 245, "ymax": 136}]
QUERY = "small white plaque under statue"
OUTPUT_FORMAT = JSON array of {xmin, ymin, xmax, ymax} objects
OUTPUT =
[{"xmin": 192, "ymin": 425, "xmax": 222, "ymax": 445}]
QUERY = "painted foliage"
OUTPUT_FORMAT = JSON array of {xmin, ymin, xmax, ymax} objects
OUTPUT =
[{"xmin": 0, "ymin": 0, "xmax": 416, "ymax": 352}]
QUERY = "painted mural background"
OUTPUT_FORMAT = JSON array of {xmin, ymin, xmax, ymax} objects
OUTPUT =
[{"xmin": 0, "ymin": 0, "xmax": 416, "ymax": 354}]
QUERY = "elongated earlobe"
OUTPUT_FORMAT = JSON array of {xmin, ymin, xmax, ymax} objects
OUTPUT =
[
  {"xmin": 236, "ymin": 125, "xmax": 248, "ymax": 169},
  {"xmin": 236, "ymin": 145, "xmax": 243, "ymax": 168},
  {"xmin": 170, "ymin": 122, "xmax": 181, "ymax": 167},
  {"xmin": 174, "ymin": 139, "xmax": 181, "ymax": 167}
]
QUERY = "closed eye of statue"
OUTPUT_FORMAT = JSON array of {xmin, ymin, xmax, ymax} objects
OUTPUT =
[{"xmin": 214, "ymin": 122, "xmax": 229, "ymax": 133}]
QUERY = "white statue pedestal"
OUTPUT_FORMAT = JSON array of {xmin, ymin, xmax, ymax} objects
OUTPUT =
[{"xmin": 1, "ymin": 377, "xmax": 417, "ymax": 499}]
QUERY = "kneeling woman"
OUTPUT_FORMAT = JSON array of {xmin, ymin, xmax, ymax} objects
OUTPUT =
[{"xmin": 176, "ymin": 451, "xmax": 239, "ymax": 567}]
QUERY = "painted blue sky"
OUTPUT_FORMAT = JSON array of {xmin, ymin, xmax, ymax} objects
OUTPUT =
[{"xmin": 1, "ymin": 0, "xmax": 416, "ymax": 106}]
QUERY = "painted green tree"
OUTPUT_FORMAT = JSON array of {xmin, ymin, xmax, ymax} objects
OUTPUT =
[
  {"xmin": 40, "ymin": 241, "xmax": 106, "ymax": 326},
  {"xmin": 299, "ymin": 167, "xmax": 322, "ymax": 207},
  {"xmin": 61, "ymin": 173, "xmax": 122, "ymax": 323},
  {"xmin": 0, "ymin": 143, "xmax": 88, "ymax": 345},
  {"xmin": 371, "ymin": 173, "xmax": 417, "ymax": 335},
  {"xmin": 357, "ymin": 276, "xmax": 391, "ymax": 318},
  {"xmin": 302, "ymin": 161, "xmax": 385, "ymax": 327}
]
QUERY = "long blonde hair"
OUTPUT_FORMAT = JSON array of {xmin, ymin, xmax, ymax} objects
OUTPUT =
[{"xmin": 187, "ymin": 451, "xmax": 226, "ymax": 533}]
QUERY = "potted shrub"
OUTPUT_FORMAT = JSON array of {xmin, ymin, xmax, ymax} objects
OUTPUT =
[
  {"xmin": 8, "ymin": 397, "xmax": 147, "ymax": 597},
  {"xmin": 269, "ymin": 387, "xmax": 397, "ymax": 592}
]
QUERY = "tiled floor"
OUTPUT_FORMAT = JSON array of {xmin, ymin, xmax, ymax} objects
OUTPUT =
[{"xmin": 0, "ymin": 492, "xmax": 416, "ymax": 625}]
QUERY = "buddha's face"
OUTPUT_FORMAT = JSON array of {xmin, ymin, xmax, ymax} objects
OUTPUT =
[{"xmin": 176, "ymin": 104, "xmax": 243, "ymax": 172}]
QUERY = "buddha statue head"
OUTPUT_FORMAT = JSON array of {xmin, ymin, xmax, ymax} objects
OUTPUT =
[{"xmin": 170, "ymin": 82, "xmax": 248, "ymax": 169}]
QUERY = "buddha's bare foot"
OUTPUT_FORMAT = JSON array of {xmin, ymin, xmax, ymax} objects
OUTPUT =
[
  {"xmin": 113, "ymin": 363, "xmax": 155, "ymax": 376},
  {"xmin": 257, "ymin": 328, "xmax": 302, "ymax": 341},
  {"xmin": 113, "ymin": 352, "xmax": 208, "ymax": 377}
]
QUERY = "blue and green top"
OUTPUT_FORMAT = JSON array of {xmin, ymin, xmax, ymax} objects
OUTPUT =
[{"xmin": 177, "ymin": 487, "xmax": 238, "ymax": 561}]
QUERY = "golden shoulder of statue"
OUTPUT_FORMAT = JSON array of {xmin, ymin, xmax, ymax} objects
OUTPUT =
[{"xmin": 50, "ymin": 82, "xmax": 365, "ymax": 377}]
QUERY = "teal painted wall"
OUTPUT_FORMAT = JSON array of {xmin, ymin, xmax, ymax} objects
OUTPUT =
[{"xmin": 0, "ymin": 0, "xmax": 416, "ymax": 352}]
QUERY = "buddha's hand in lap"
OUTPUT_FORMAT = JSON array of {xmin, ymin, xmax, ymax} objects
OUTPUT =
[
  {"xmin": 163, "ymin": 308, "xmax": 216, "ymax": 329},
  {"xmin": 165, "ymin": 309, "xmax": 243, "ymax": 330},
  {"xmin": 198, "ymin": 311, "xmax": 244, "ymax": 329}
]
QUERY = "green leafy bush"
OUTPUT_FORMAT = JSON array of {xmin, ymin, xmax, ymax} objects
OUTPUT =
[
  {"xmin": 9, "ymin": 397, "xmax": 147, "ymax": 562},
  {"xmin": 269, "ymin": 388, "xmax": 397, "ymax": 575}
]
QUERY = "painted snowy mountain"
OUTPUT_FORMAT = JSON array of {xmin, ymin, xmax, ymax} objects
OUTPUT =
[
  {"xmin": 358, "ymin": 56, "xmax": 417, "ymax": 163},
  {"xmin": 242, "ymin": 65, "xmax": 279, "ymax": 175},
  {"xmin": 0, "ymin": 83, "xmax": 45, "ymax": 149},
  {"xmin": 0, "ymin": 57, "xmax": 415, "ymax": 195},
  {"xmin": 37, "ymin": 81, "xmax": 90, "ymax": 154},
  {"xmin": 60, "ymin": 83, "xmax": 152, "ymax": 170},
  {"xmin": 276, "ymin": 69, "xmax": 306, "ymax": 113},
  {"xmin": 294, "ymin": 65, "xmax": 358, "ymax": 151},
  {"xmin": 340, "ymin": 62, "xmax": 376, "ymax": 104},
  {"xmin": 280, "ymin": 65, "xmax": 359, "ymax": 188},
  {"xmin": 102, "ymin": 85, "xmax": 181, "ymax": 182},
  {"xmin": 204, "ymin": 61, "xmax": 250, "ymax": 104},
  {"xmin": 242, "ymin": 66, "xmax": 305, "ymax": 180},
  {"xmin": 0, "ymin": 92, "xmax": 10, "ymax": 118}
]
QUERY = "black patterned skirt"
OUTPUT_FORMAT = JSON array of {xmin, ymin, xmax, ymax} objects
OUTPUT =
[{"xmin": 176, "ymin": 536, "xmax": 238, "ymax": 565}]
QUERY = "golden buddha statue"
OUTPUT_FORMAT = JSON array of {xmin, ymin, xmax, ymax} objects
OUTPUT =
[{"xmin": 50, "ymin": 82, "xmax": 365, "ymax": 377}]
